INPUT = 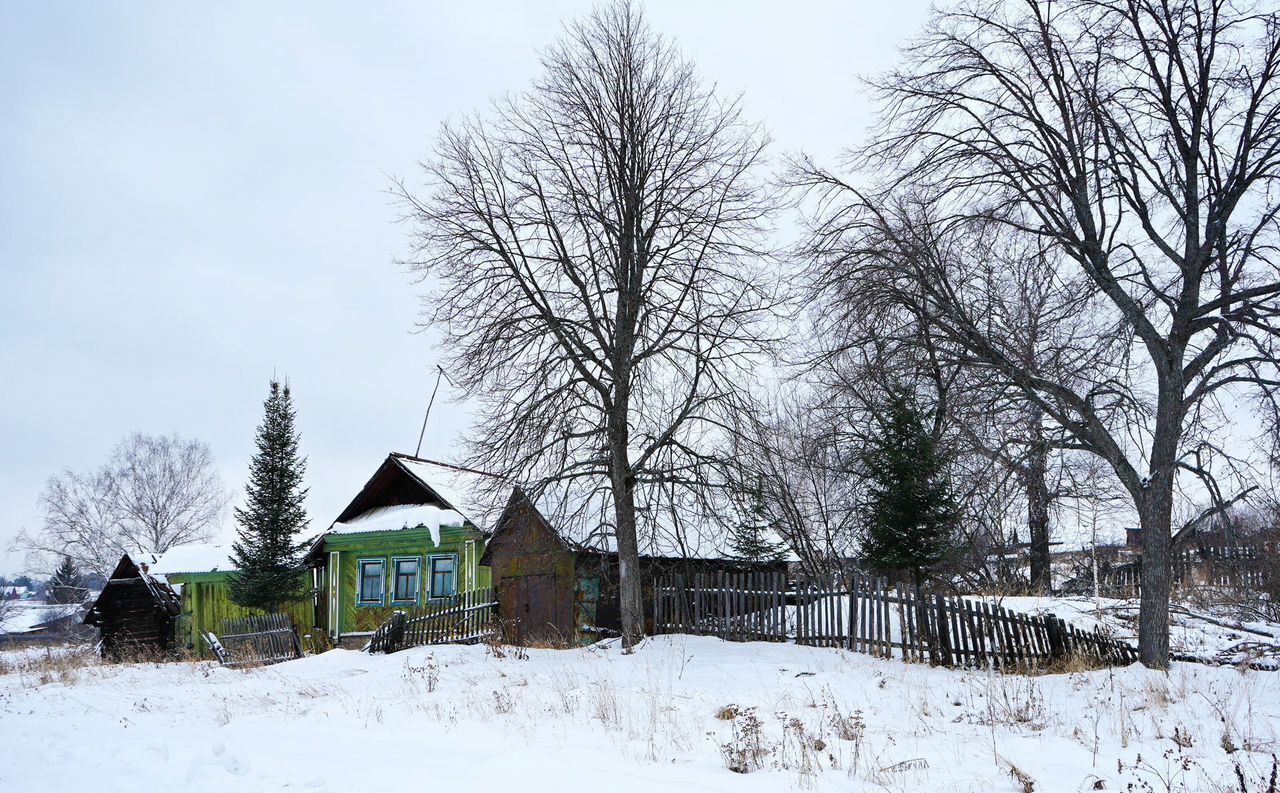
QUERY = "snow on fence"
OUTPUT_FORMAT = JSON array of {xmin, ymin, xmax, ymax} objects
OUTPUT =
[
  {"xmin": 203, "ymin": 613, "xmax": 301, "ymax": 667},
  {"xmin": 369, "ymin": 586, "xmax": 497, "ymax": 654},
  {"xmin": 653, "ymin": 573, "xmax": 1138, "ymax": 670}
]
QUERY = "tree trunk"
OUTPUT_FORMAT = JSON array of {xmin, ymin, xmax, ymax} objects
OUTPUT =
[
  {"xmin": 609, "ymin": 342, "xmax": 645, "ymax": 647},
  {"xmin": 610, "ymin": 445, "xmax": 644, "ymax": 650},
  {"xmin": 1137, "ymin": 473, "xmax": 1174, "ymax": 669},
  {"xmin": 1026, "ymin": 421, "xmax": 1051, "ymax": 594}
]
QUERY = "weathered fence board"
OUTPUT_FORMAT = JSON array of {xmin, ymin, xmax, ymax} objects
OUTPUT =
[
  {"xmin": 204, "ymin": 613, "xmax": 301, "ymax": 668},
  {"xmin": 369, "ymin": 587, "xmax": 497, "ymax": 654}
]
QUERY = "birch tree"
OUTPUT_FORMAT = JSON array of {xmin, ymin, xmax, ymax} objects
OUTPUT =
[{"xmin": 20, "ymin": 433, "xmax": 229, "ymax": 579}]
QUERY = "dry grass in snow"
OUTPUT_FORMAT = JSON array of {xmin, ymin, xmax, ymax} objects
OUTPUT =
[{"xmin": 1, "ymin": 635, "xmax": 1278, "ymax": 792}]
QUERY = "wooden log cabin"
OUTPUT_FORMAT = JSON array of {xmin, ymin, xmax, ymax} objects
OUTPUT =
[{"xmin": 83, "ymin": 553, "xmax": 183, "ymax": 659}]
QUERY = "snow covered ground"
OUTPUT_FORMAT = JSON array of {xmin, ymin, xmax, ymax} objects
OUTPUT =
[
  {"xmin": 2, "ymin": 636, "xmax": 1278, "ymax": 791},
  {"xmin": 0, "ymin": 600, "xmax": 81, "ymax": 634}
]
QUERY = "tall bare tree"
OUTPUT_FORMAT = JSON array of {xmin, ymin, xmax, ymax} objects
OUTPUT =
[
  {"xmin": 798, "ymin": 238, "xmax": 1068, "ymax": 591},
  {"xmin": 795, "ymin": 0, "xmax": 1280, "ymax": 667},
  {"xmin": 18, "ymin": 433, "xmax": 230, "ymax": 579},
  {"xmin": 398, "ymin": 1, "xmax": 779, "ymax": 648}
]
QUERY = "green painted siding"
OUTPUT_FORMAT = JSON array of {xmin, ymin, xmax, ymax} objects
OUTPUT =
[
  {"xmin": 167, "ymin": 571, "xmax": 315, "ymax": 659},
  {"xmin": 321, "ymin": 525, "xmax": 490, "ymax": 638}
]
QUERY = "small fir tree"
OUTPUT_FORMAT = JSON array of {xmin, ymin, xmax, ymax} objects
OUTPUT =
[
  {"xmin": 729, "ymin": 482, "xmax": 787, "ymax": 565},
  {"xmin": 859, "ymin": 386, "xmax": 958, "ymax": 589},
  {"xmin": 229, "ymin": 379, "xmax": 309, "ymax": 613},
  {"xmin": 48, "ymin": 555, "xmax": 84, "ymax": 604}
]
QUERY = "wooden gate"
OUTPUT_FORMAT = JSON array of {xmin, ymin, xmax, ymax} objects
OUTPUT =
[
  {"xmin": 203, "ymin": 613, "xmax": 301, "ymax": 667},
  {"xmin": 499, "ymin": 575, "xmax": 569, "ymax": 646}
]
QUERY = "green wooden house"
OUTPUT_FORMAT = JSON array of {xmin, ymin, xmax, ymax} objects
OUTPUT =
[
  {"xmin": 152, "ymin": 544, "xmax": 314, "ymax": 658},
  {"xmin": 307, "ymin": 453, "xmax": 498, "ymax": 648}
]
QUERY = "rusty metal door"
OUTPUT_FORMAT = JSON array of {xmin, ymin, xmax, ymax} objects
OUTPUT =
[{"xmin": 500, "ymin": 574, "xmax": 562, "ymax": 646}]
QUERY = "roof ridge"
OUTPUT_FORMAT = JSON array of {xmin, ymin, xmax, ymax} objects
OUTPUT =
[{"xmin": 390, "ymin": 451, "xmax": 504, "ymax": 480}]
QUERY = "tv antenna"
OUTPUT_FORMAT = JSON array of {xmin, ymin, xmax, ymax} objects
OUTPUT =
[{"xmin": 415, "ymin": 365, "xmax": 447, "ymax": 458}]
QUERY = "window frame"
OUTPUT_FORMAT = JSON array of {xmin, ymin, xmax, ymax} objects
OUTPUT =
[
  {"xmin": 426, "ymin": 553, "xmax": 459, "ymax": 601},
  {"xmin": 355, "ymin": 557, "xmax": 386, "ymax": 607},
  {"xmin": 390, "ymin": 555, "xmax": 422, "ymax": 606}
]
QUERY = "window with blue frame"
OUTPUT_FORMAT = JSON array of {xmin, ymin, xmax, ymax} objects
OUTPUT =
[
  {"xmin": 428, "ymin": 555, "xmax": 457, "ymax": 599},
  {"xmin": 357, "ymin": 559, "xmax": 385, "ymax": 605},
  {"xmin": 391, "ymin": 557, "xmax": 420, "ymax": 604}
]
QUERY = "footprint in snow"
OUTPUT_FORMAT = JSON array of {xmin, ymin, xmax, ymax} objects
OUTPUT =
[
  {"xmin": 186, "ymin": 742, "xmax": 250, "ymax": 781},
  {"xmin": 143, "ymin": 741, "xmax": 169, "ymax": 763}
]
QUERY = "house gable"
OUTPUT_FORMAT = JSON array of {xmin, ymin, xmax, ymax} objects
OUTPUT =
[{"xmin": 333, "ymin": 455, "xmax": 453, "ymax": 524}]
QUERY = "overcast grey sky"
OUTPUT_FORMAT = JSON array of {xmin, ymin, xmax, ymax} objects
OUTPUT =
[{"xmin": 0, "ymin": 1, "xmax": 934, "ymax": 575}]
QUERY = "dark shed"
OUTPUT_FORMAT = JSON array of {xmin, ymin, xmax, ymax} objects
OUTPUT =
[
  {"xmin": 83, "ymin": 553, "xmax": 182, "ymax": 659},
  {"xmin": 482, "ymin": 487, "xmax": 789, "ymax": 646}
]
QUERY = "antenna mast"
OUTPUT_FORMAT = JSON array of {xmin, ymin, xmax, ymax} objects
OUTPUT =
[{"xmin": 415, "ymin": 365, "xmax": 445, "ymax": 458}]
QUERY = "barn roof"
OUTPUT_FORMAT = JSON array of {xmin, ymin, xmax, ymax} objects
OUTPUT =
[
  {"xmin": 83, "ymin": 552, "xmax": 182, "ymax": 626},
  {"xmin": 151, "ymin": 543, "xmax": 236, "ymax": 575}
]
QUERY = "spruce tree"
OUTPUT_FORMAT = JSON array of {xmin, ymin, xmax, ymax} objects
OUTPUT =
[
  {"xmin": 729, "ymin": 483, "xmax": 787, "ymax": 565},
  {"xmin": 859, "ymin": 386, "xmax": 958, "ymax": 588},
  {"xmin": 229, "ymin": 379, "xmax": 309, "ymax": 613},
  {"xmin": 48, "ymin": 555, "xmax": 83, "ymax": 604}
]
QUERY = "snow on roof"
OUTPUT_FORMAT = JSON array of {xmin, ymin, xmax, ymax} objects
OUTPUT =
[
  {"xmin": 332, "ymin": 504, "xmax": 466, "ymax": 547},
  {"xmin": 151, "ymin": 544, "xmax": 237, "ymax": 575},
  {"xmin": 395, "ymin": 456, "xmax": 506, "ymax": 531}
]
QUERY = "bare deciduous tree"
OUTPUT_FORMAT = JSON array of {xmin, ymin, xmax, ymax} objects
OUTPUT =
[
  {"xmin": 398, "ymin": 1, "xmax": 780, "ymax": 648},
  {"xmin": 113, "ymin": 433, "xmax": 230, "ymax": 556},
  {"xmin": 797, "ymin": 245, "xmax": 1070, "ymax": 592},
  {"xmin": 795, "ymin": 0, "xmax": 1280, "ymax": 667},
  {"xmin": 723, "ymin": 395, "xmax": 860, "ymax": 578},
  {"xmin": 18, "ymin": 433, "xmax": 230, "ymax": 579},
  {"xmin": 23, "ymin": 466, "xmax": 125, "ymax": 580}
]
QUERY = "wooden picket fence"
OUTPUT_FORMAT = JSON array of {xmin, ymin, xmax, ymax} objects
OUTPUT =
[
  {"xmin": 652, "ymin": 571, "xmax": 788, "ymax": 642},
  {"xmin": 369, "ymin": 587, "xmax": 497, "ymax": 654},
  {"xmin": 653, "ymin": 573, "xmax": 1138, "ymax": 670},
  {"xmin": 1100, "ymin": 546, "xmax": 1268, "ymax": 596},
  {"xmin": 203, "ymin": 613, "xmax": 301, "ymax": 668}
]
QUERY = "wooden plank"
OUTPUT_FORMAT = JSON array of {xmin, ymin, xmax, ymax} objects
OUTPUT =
[
  {"xmin": 876, "ymin": 579, "xmax": 886, "ymax": 658},
  {"xmin": 860, "ymin": 577, "xmax": 871, "ymax": 654},
  {"xmin": 964, "ymin": 600, "xmax": 985, "ymax": 668},
  {"xmin": 849, "ymin": 575, "xmax": 860, "ymax": 649}
]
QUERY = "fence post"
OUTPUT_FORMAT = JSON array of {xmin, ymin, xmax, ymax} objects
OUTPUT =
[
  {"xmin": 933, "ymin": 594, "xmax": 952, "ymax": 667},
  {"xmin": 1044, "ymin": 612, "xmax": 1066, "ymax": 662},
  {"xmin": 390, "ymin": 610, "xmax": 407, "ymax": 653}
]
